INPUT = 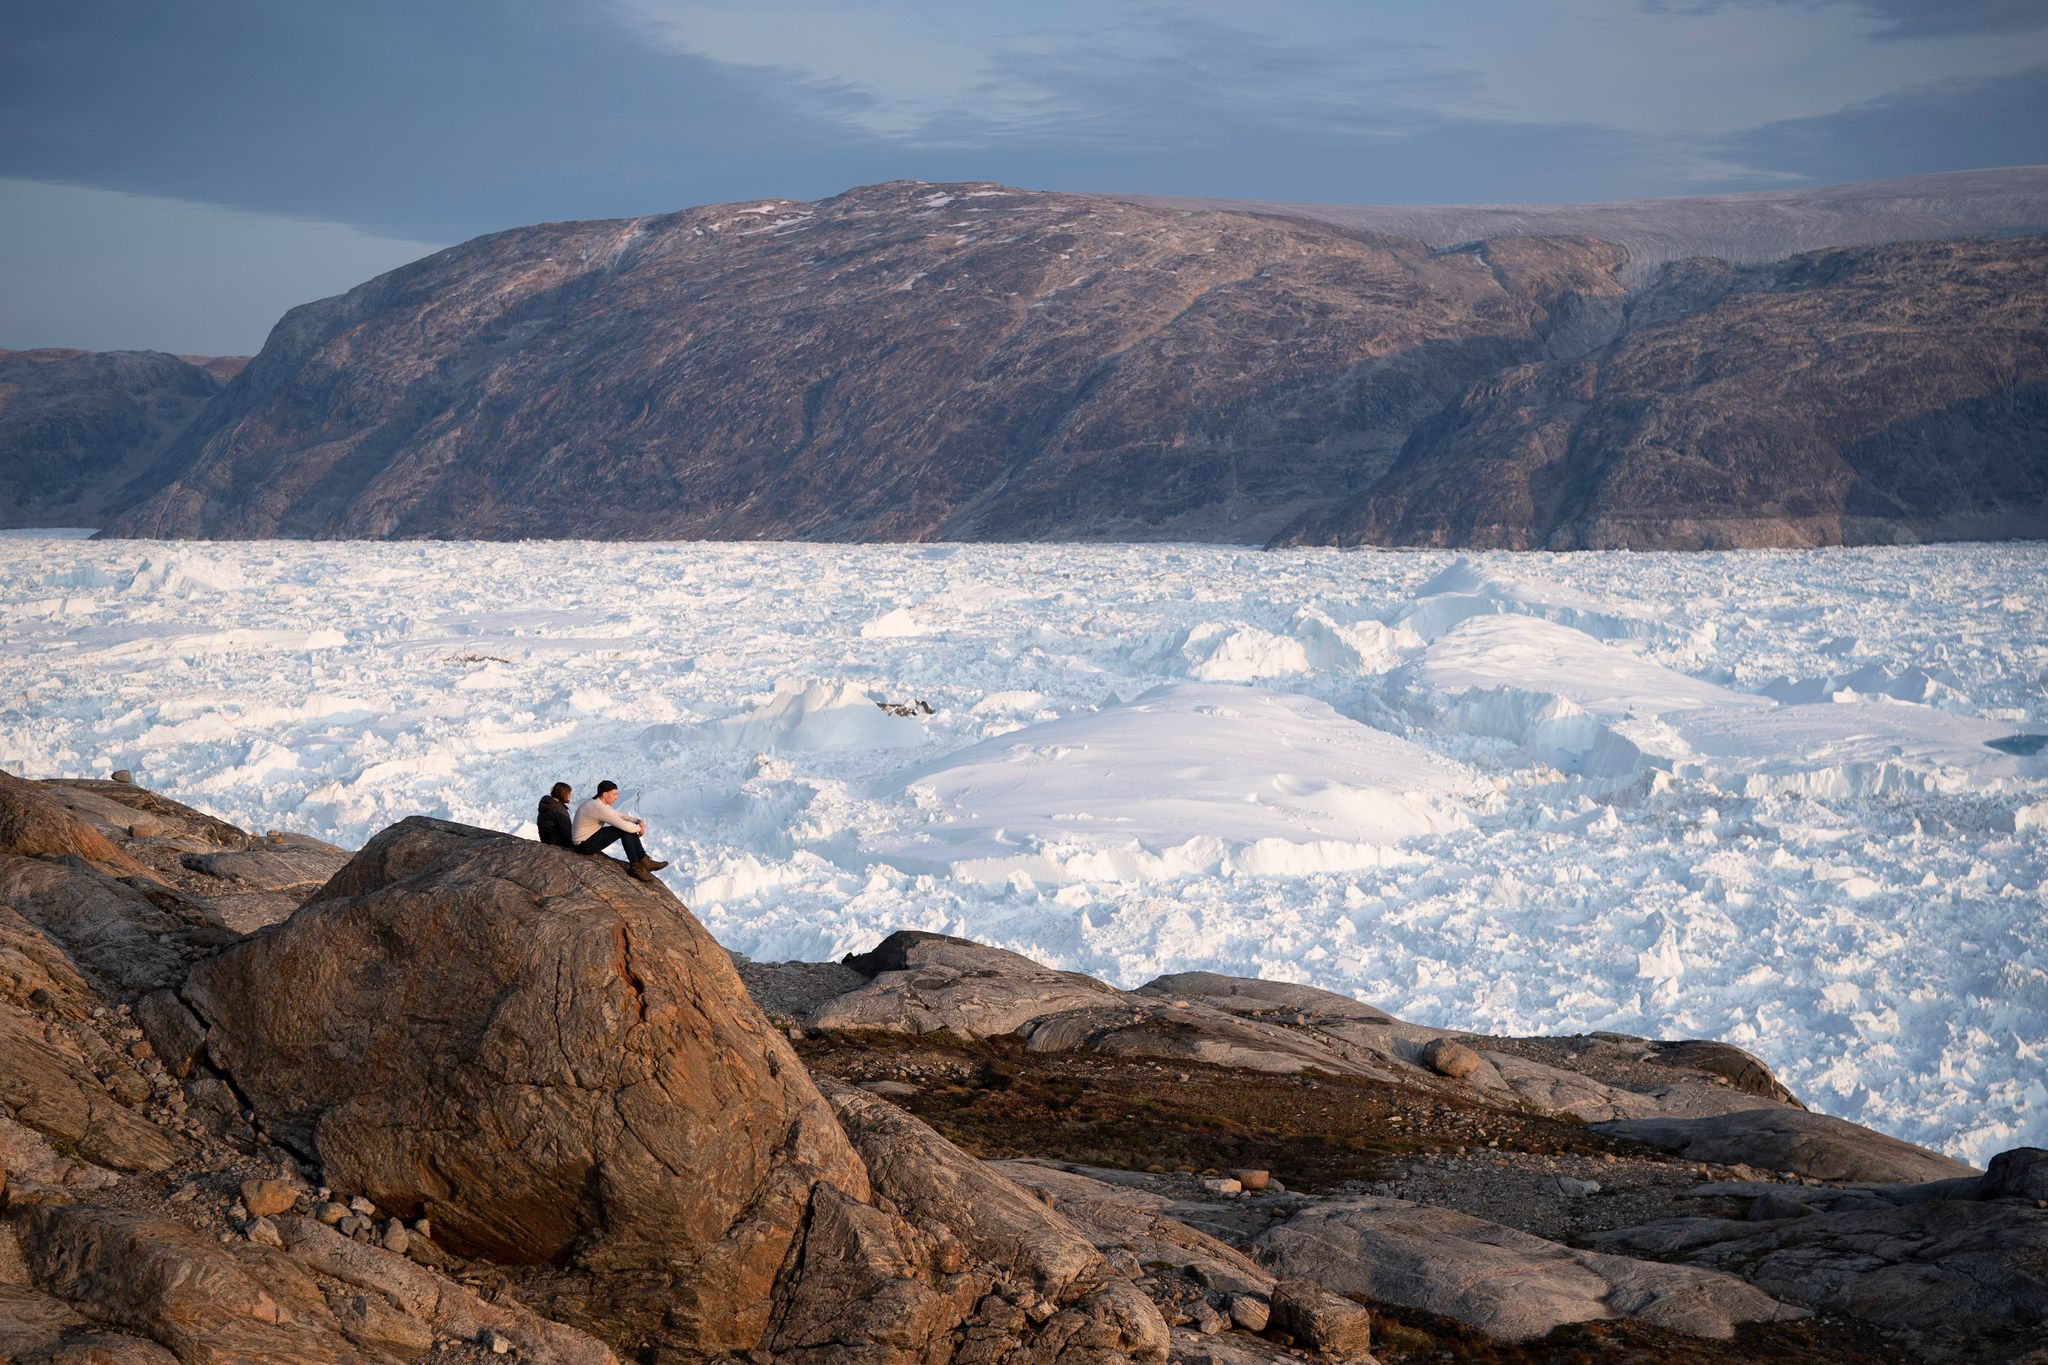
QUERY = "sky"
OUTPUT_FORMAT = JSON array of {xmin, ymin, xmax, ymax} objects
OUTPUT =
[{"xmin": 3, "ymin": 0, "xmax": 2044, "ymax": 354}]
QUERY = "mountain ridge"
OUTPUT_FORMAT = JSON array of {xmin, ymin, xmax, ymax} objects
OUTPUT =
[{"xmin": 11, "ymin": 170, "xmax": 2041, "ymax": 548}]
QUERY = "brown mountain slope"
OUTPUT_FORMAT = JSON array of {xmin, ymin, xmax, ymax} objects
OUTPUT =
[
  {"xmin": 93, "ymin": 181, "xmax": 2048, "ymax": 548},
  {"xmin": 99, "ymin": 182, "xmax": 1631, "ymax": 543},
  {"xmin": 1285, "ymin": 235, "xmax": 2048, "ymax": 549},
  {"xmin": 0, "ymin": 349, "xmax": 229, "ymax": 528}
]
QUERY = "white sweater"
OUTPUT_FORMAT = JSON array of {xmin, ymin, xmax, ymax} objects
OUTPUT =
[{"xmin": 572, "ymin": 797, "xmax": 642, "ymax": 844}]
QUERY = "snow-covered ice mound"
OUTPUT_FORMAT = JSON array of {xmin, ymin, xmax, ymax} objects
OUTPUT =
[
  {"xmin": 873, "ymin": 682, "xmax": 1479, "ymax": 882},
  {"xmin": 715, "ymin": 680, "xmax": 928, "ymax": 752},
  {"xmin": 1419, "ymin": 615, "xmax": 1766, "ymax": 718},
  {"xmin": 1673, "ymin": 701, "xmax": 2048, "ymax": 798},
  {"xmin": 1394, "ymin": 557, "xmax": 1668, "ymax": 643}
]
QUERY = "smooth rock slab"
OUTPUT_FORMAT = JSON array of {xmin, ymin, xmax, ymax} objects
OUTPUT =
[
  {"xmin": 1595, "ymin": 1107, "xmax": 1977, "ymax": 1184},
  {"xmin": 1594, "ymin": 1198, "xmax": 2048, "ymax": 1353},
  {"xmin": 1256, "ymin": 1196, "xmax": 1803, "ymax": 1342},
  {"xmin": 810, "ymin": 930, "xmax": 1124, "ymax": 1038}
]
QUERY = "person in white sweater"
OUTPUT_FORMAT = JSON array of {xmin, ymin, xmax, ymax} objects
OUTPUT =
[{"xmin": 572, "ymin": 780, "xmax": 669, "ymax": 882}]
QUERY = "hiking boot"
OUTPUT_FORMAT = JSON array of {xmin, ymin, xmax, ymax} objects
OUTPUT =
[
  {"xmin": 639, "ymin": 857, "xmax": 670, "ymax": 872},
  {"xmin": 629, "ymin": 857, "xmax": 662, "ymax": 883}
]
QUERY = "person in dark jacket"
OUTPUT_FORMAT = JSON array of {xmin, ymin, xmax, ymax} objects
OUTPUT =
[{"xmin": 536, "ymin": 782, "xmax": 575, "ymax": 848}]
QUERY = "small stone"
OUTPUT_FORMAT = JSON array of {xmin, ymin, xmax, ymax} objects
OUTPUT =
[
  {"xmin": 1270, "ymin": 1278, "xmax": 1372, "ymax": 1358},
  {"xmin": 382, "ymin": 1219, "xmax": 411, "ymax": 1254},
  {"xmin": 349, "ymin": 1195, "xmax": 376, "ymax": 1216},
  {"xmin": 1228, "ymin": 1294, "xmax": 1270, "ymax": 1332},
  {"xmin": 1193, "ymin": 1304, "xmax": 1226, "ymax": 1335},
  {"xmin": 1199, "ymin": 1177, "xmax": 1242, "ymax": 1195},
  {"xmin": 1230, "ymin": 1168, "xmax": 1270, "ymax": 1191},
  {"xmin": 110, "ymin": 769, "xmax": 133, "ymax": 784},
  {"xmin": 240, "ymin": 1178, "xmax": 297, "ymax": 1218},
  {"xmin": 1543, "ymin": 1176, "xmax": 1601, "ymax": 1198},
  {"xmin": 858, "ymin": 1080, "xmax": 919, "ymax": 1098},
  {"xmin": 168, "ymin": 1182, "xmax": 199, "ymax": 1204},
  {"xmin": 1420, "ymin": 1037, "xmax": 1483, "ymax": 1079},
  {"xmin": 246, "ymin": 1216, "xmax": 284, "ymax": 1248},
  {"xmin": 339, "ymin": 1214, "xmax": 371, "ymax": 1237},
  {"xmin": 412, "ymin": 1217, "xmax": 432, "ymax": 1238},
  {"xmin": 314, "ymin": 1201, "xmax": 348, "ymax": 1225},
  {"xmin": 266, "ymin": 830, "xmax": 287, "ymax": 845},
  {"xmin": 487, "ymin": 1331, "xmax": 513, "ymax": 1355}
]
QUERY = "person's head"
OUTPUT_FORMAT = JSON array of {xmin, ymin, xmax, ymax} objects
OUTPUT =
[
  {"xmin": 550, "ymin": 782, "xmax": 571, "ymax": 802},
  {"xmin": 597, "ymin": 779, "xmax": 619, "ymax": 805}
]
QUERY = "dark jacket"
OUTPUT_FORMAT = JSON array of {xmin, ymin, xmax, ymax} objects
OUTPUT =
[{"xmin": 536, "ymin": 795, "xmax": 574, "ymax": 848}]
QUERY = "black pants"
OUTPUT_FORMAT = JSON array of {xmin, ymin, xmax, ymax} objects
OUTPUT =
[{"xmin": 575, "ymin": 825, "xmax": 647, "ymax": 862}]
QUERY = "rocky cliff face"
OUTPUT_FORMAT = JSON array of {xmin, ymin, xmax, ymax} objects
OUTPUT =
[
  {"xmin": 0, "ymin": 349, "xmax": 232, "ymax": 528},
  {"xmin": 70, "ymin": 176, "xmax": 2048, "ymax": 549},
  {"xmin": 100, "ymin": 181, "xmax": 1635, "ymax": 545},
  {"xmin": 1288, "ymin": 235, "xmax": 2048, "ymax": 549}
]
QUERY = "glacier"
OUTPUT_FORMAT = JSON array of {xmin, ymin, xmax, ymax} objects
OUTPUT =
[{"xmin": 2, "ymin": 532, "xmax": 2043, "ymax": 1164}]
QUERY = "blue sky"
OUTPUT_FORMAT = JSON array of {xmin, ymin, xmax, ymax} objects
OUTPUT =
[{"xmin": 4, "ymin": 0, "xmax": 2043, "ymax": 353}]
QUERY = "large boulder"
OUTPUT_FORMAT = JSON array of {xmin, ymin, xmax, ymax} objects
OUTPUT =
[
  {"xmin": 183, "ymin": 818, "xmax": 1167, "ymax": 1360},
  {"xmin": 1594, "ymin": 1107, "xmax": 1977, "ymax": 1184},
  {"xmin": 184, "ymin": 817, "xmax": 871, "ymax": 1351},
  {"xmin": 1982, "ymin": 1147, "xmax": 2048, "ymax": 1203}
]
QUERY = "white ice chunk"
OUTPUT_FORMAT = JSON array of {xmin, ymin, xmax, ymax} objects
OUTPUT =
[
  {"xmin": 872, "ymin": 682, "xmax": 1477, "ymax": 882},
  {"xmin": 1397, "ymin": 556, "xmax": 1667, "ymax": 642},
  {"xmin": 1674, "ymin": 701, "xmax": 2048, "ymax": 798},
  {"xmin": 715, "ymin": 680, "xmax": 928, "ymax": 753},
  {"xmin": 1419, "ymin": 615, "xmax": 1767, "ymax": 719},
  {"xmin": 1180, "ymin": 622, "xmax": 1311, "ymax": 680}
]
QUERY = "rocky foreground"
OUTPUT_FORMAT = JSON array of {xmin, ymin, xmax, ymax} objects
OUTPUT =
[{"xmin": 0, "ymin": 770, "xmax": 2042, "ymax": 1363}]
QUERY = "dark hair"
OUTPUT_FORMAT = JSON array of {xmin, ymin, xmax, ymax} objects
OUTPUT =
[
  {"xmin": 550, "ymin": 782, "xmax": 571, "ymax": 801},
  {"xmin": 596, "ymin": 780, "xmax": 619, "ymax": 796}
]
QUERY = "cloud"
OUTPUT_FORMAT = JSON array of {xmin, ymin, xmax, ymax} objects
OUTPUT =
[
  {"xmin": 1, "ymin": 0, "xmax": 2040, "ymax": 345},
  {"xmin": 1645, "ymin": 0, "xmax": 2048, "ymax": 39},
  {"xmin": 0, "ymin": 0, "xmax": 900, "ymax": 241},
  {"xmin": 0, "ymin": 179, "xmax": 441, "ymax": 354},
  {"xmin": 1858, "ymin": 0, "xmax": 2048, "ymax": 39},
  {"xmin": 1716, "ymin": 63, "xmax": 2048, "ymax": 182}
]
